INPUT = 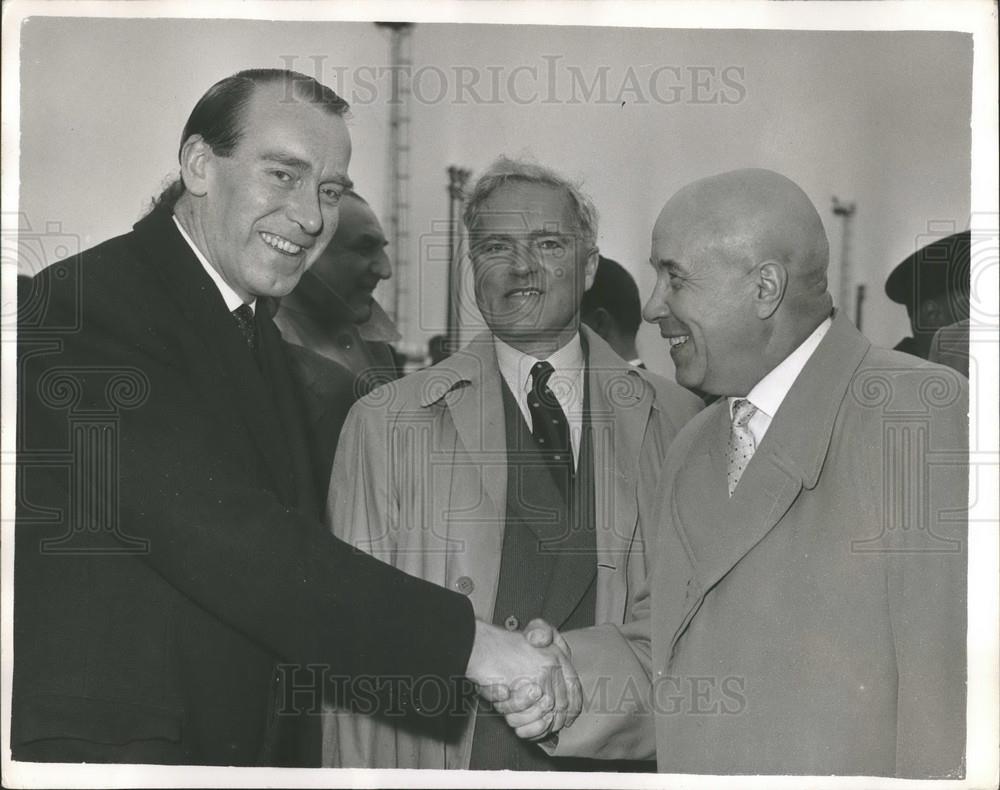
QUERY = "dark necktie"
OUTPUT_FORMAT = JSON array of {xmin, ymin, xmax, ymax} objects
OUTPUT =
[
  {"xmin": 528, "ymin": 360, "xmax": 572, "ymax": 471},
  {"xmin": 232, "ymin": 304, "xmax": 257, "ymax": 353}
]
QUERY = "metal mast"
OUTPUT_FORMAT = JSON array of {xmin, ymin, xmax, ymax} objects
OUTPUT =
[
  {"xmin": 376, "ymin": 22, "xmax": 414, "ymax": 353},
  {"xmin": 446, "ymin": 165, "xmax": 471, "ymax": 350},
  {"xmin": 832, "ymin": 197, "xmax": 858, "ymax": 325}
]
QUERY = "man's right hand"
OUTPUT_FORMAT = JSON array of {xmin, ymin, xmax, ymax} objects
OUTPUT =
[{"xmin": 466, "ymin": 619, "xmax": 581, "ymax": 739}]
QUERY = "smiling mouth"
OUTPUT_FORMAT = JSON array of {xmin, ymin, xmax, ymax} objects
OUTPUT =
[
  {"xmin": 507, "ymin": 287, "xmax": 543, "ymax": 297},
  {"xmin": 668, "ymin": 335, "xmax": 690, "ymax": 348},
  {"xmin": 259, "ymin": 231, "xmax": 306, "ymax": 256}
]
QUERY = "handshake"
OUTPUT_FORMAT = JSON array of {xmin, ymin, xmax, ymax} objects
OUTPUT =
[{"xmin": 465, "ymin": 618, "xmax": 579, "ymax": 741}]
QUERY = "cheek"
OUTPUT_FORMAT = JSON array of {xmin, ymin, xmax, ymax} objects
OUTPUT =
[{"xmin": 474, "ymin": 262, "xmax": 505, "ymax": 296}]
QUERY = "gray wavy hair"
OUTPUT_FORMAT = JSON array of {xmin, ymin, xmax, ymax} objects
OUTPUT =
[{"xmin": 462, "ymin": 157, "xmax": 599, "ymax": 247}]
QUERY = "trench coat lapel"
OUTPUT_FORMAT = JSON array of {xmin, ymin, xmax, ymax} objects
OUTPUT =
[
  {"xmin": 542, "ymin": 329, "xmax": 655, "ymax": 627},
  {"xmin": 584, "ymin": 328, "xmax": 651, "ymax": 567},
  {"xmin": 421, "ymin": 332, "xmax": 508, "ymax": 518}
]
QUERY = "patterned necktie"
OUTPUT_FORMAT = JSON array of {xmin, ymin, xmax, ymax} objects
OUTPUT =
[
  {"xmin": 527, "ymin": 360, "xmax": 572, "ymax": 471},
  {"xmin": 727, "ymin": 398, "xmax": 758, "ymax": 497},
  {"xmin": 231, "ymin": 304, "xmax": 257, "ymax": 353}
]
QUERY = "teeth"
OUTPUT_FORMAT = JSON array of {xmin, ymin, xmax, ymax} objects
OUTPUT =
[
  {"xmin": 260, "ymin": 232, "xmax": 303, "ymax": 255},
  {"xmin": 510, "ymin": 289, "xmax": 541, "ymax": 297},
  {"xmin": 668, "ymin": 335, "xmax": 690, "ymax": 348}
]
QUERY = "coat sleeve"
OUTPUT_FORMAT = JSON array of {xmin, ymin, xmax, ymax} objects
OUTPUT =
[
  {"xmin": 541, "ymin": 579, "xmax": 657, "ymax": 761},
  {"xmin": 882, "ymin": 372, "xmax": 968, "ymax": 778},
  {"xmin": 19, "ymin": 261, "xmax": 475, "ymax": 704}
]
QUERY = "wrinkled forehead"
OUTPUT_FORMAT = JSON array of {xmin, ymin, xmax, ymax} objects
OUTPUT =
[
  {"xmin": 239, "ymin": 85, "xmax": 351, "ymax": 159},
  {"xmin": 652, "ymin": 203, "xmax": 714, "ymax": 254},
  {"xmin": 473, "ymin": 182, "xmax": 582, "ymax": 237},
  {"xmin": 651, "ymin": 213, "xmax": 755, "ymax": 274}
]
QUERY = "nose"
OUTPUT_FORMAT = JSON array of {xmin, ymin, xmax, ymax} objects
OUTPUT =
[
  {"xmin": 642, "ymin": 277, "xmax": 671, "ymax": 324},
  {"xmin": 286, "ymin": 186, "xmax": 325, "ymax": 237},
  {"xmin": 371, "ymin": 248, "xmax": 392, "ymax": 280},
  {"xmin": 509, "ymin": 240, "xmax": 541, "ymax": 276}
]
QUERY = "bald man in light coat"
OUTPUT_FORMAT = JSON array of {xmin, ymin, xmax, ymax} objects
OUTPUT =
[{"xmin": 502, "ymin": 169, "xmax": 968, "ymax": 778}]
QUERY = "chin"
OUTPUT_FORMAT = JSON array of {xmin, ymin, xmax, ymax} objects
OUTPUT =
[
  {"xmin": 348, "ymin": 301, "xmax": 374, "ymax": 324},
  {"xmin": 268, "ymin": 281, "xmax": 300, "ymax": 298},
  {"xmin": 675, "ymin": 368, "xmax": 704, "ymax": 392}
]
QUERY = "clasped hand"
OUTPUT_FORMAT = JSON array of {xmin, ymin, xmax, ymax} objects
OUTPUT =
[{"xmin": 466, "ymin": 618, "xmax": 579, "ymax": 740}]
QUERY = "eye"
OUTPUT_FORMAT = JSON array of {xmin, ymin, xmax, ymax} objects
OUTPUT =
[
  {"xmin": 269, "ymin": 169, "xmax": 293, "ymax": 183},
  {"xmin": 320, "ymin": 186, "xmax": 343, "ymax": 204},
  {"xmin": 538, "ymin": 238, "xmax": 564, "ymax": 251},
  {"xmin": 481, "ymin": 241, "xmax": 511, "ymax": 255}
]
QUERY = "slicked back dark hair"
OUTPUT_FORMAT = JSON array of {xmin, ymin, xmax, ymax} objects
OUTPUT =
[
  {"xmin": 148, "ymin": 69, "xmax": 349, "ymax": 215},
  {"xmin": 178, "ymin": 68, "xmax": 349, "ymax": 160},
  {"xmin": 580, "ymin": 256, "xmax": 643, "ymax": 337}
]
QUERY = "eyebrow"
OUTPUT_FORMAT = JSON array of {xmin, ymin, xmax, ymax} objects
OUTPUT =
[
  {"xmin": 475, "ymin": 229, "xmax": 577, "ymax": 240},
  {"xmin": 650, "ymin": 257, "xmax": 685, "ymax": 275},
  {"xmin": 258, "ymin": 150, "xmax": 354, "ymax": 188}
]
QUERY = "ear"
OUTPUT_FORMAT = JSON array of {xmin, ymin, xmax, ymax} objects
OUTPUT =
[
  {"xmin": 754, "ymin": 261, "xmax": 787, "ymax": 319},
  {"xmin": 917, "ymin": 296, "xmax": 948, "ymax": 333},
  {"xmin": 582, "ymin": 307, "xmax": 614, "ymax": 341},
  {"xmin": 179, "ymin": 134, "xmax": 214, "ymax": 197},
  {"xmin": 582, "ymin": 246, "xmax": 599, "ymax": 291}
]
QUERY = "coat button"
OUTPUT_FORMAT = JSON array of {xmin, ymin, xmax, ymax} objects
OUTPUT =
[
  {"xmin": 455, "ymin": 576, "xmax": 475, "ymax": 595},
  {"xmin": 504, "ymin": 615, "xmax": 520, "ymax": 631}
]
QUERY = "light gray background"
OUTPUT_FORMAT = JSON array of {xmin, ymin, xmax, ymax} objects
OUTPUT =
[{"xmin": 17, "ymin": 18, "xmax": 972, "ymax": 378}]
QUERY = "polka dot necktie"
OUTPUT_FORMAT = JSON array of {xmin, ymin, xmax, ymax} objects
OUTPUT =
[
  {"xmin": 727, "ymin": 398, "xmax": 758, "ymax": 497},
  {"xmin": 528, "ymin": 360, "xmax": 572, "ymax": 471},
  {"xmin": 231, "ymin": 304, "xmax": 257, "ymax": 353}
]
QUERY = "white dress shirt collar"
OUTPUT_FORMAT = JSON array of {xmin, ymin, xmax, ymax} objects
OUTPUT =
[
  {"xmin": 173, "ymin": 215, "xmax": 255, "ymax": 315},
  {"xmin": 728, "ymin": 316, "xmax": 832, "ymax": 444}
]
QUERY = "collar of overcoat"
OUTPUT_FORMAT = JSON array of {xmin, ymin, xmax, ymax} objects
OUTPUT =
[
  {"xmin": 665, "ymin": 311, "xmax": 870, "ymax": 653},
  {"xmin": 128, "ymin": 208, "xmax": 312, "ymax": 511},
  {"xmin": 417, "ymin": 325, "xmax": 661, "ymax": 513}
]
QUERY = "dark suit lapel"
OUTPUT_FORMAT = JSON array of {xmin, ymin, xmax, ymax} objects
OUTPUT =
[
  {"xmin": 668, "ymin": 313, "xmax": 870, "ymax": 653},
  {"xmin": 130, "ymin": 210, "xmax": 299, "ymax": 504},
  {"xmin": 258, "ymin": 316, "xmax": 318, "ymax": 516}
]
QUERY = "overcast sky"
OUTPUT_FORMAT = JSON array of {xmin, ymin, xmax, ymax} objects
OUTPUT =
[{"xmin": 16, "ymin": 17, "xmax": 972, "ymax": 375}]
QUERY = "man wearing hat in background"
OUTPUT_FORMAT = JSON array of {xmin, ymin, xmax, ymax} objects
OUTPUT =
[{"xmin": 885, "ymin": 230, "xmax": 970, "ymax": 369}]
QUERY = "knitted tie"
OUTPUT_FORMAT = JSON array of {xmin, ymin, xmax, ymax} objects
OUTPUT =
[
  {"xmin": 231, "ymin": 304, "xmax": 257, "ymax": 353},
  {"xmin": 727, "ymin": 398, "xmax": 758, "ymax": 497},
  {"xmin": 527, "ymin": 360, "xmax": 572, "ymax": 472}
]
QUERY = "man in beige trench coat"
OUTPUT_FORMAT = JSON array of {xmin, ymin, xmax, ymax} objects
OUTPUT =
[{"xmin": 322, "ymin": 157, "xmax": 702, "ymax": 769}]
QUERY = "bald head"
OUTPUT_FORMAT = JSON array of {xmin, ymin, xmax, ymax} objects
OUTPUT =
[
  {"xmin": 655, "ymin": 168, "xmax": 830, "ymax": 300},
  {"xmin": 645, "ymin": 168, "xmax": 834, "ymax": 396}
]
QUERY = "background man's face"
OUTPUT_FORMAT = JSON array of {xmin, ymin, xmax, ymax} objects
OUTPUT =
[
  {"xmin": 310, "ymin": 194, "xmax": 391, "ymax": 324},
  {"xmin": 644, "ymin": 209, "xmax": 760, "ymax": 395},
  {"xmin": 199, "ymin": 82, "xmax": 352, "ymax": 300},
  {"xmin": 469, "ymin": 181, "xmax": 596, "ymax": 348}
]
